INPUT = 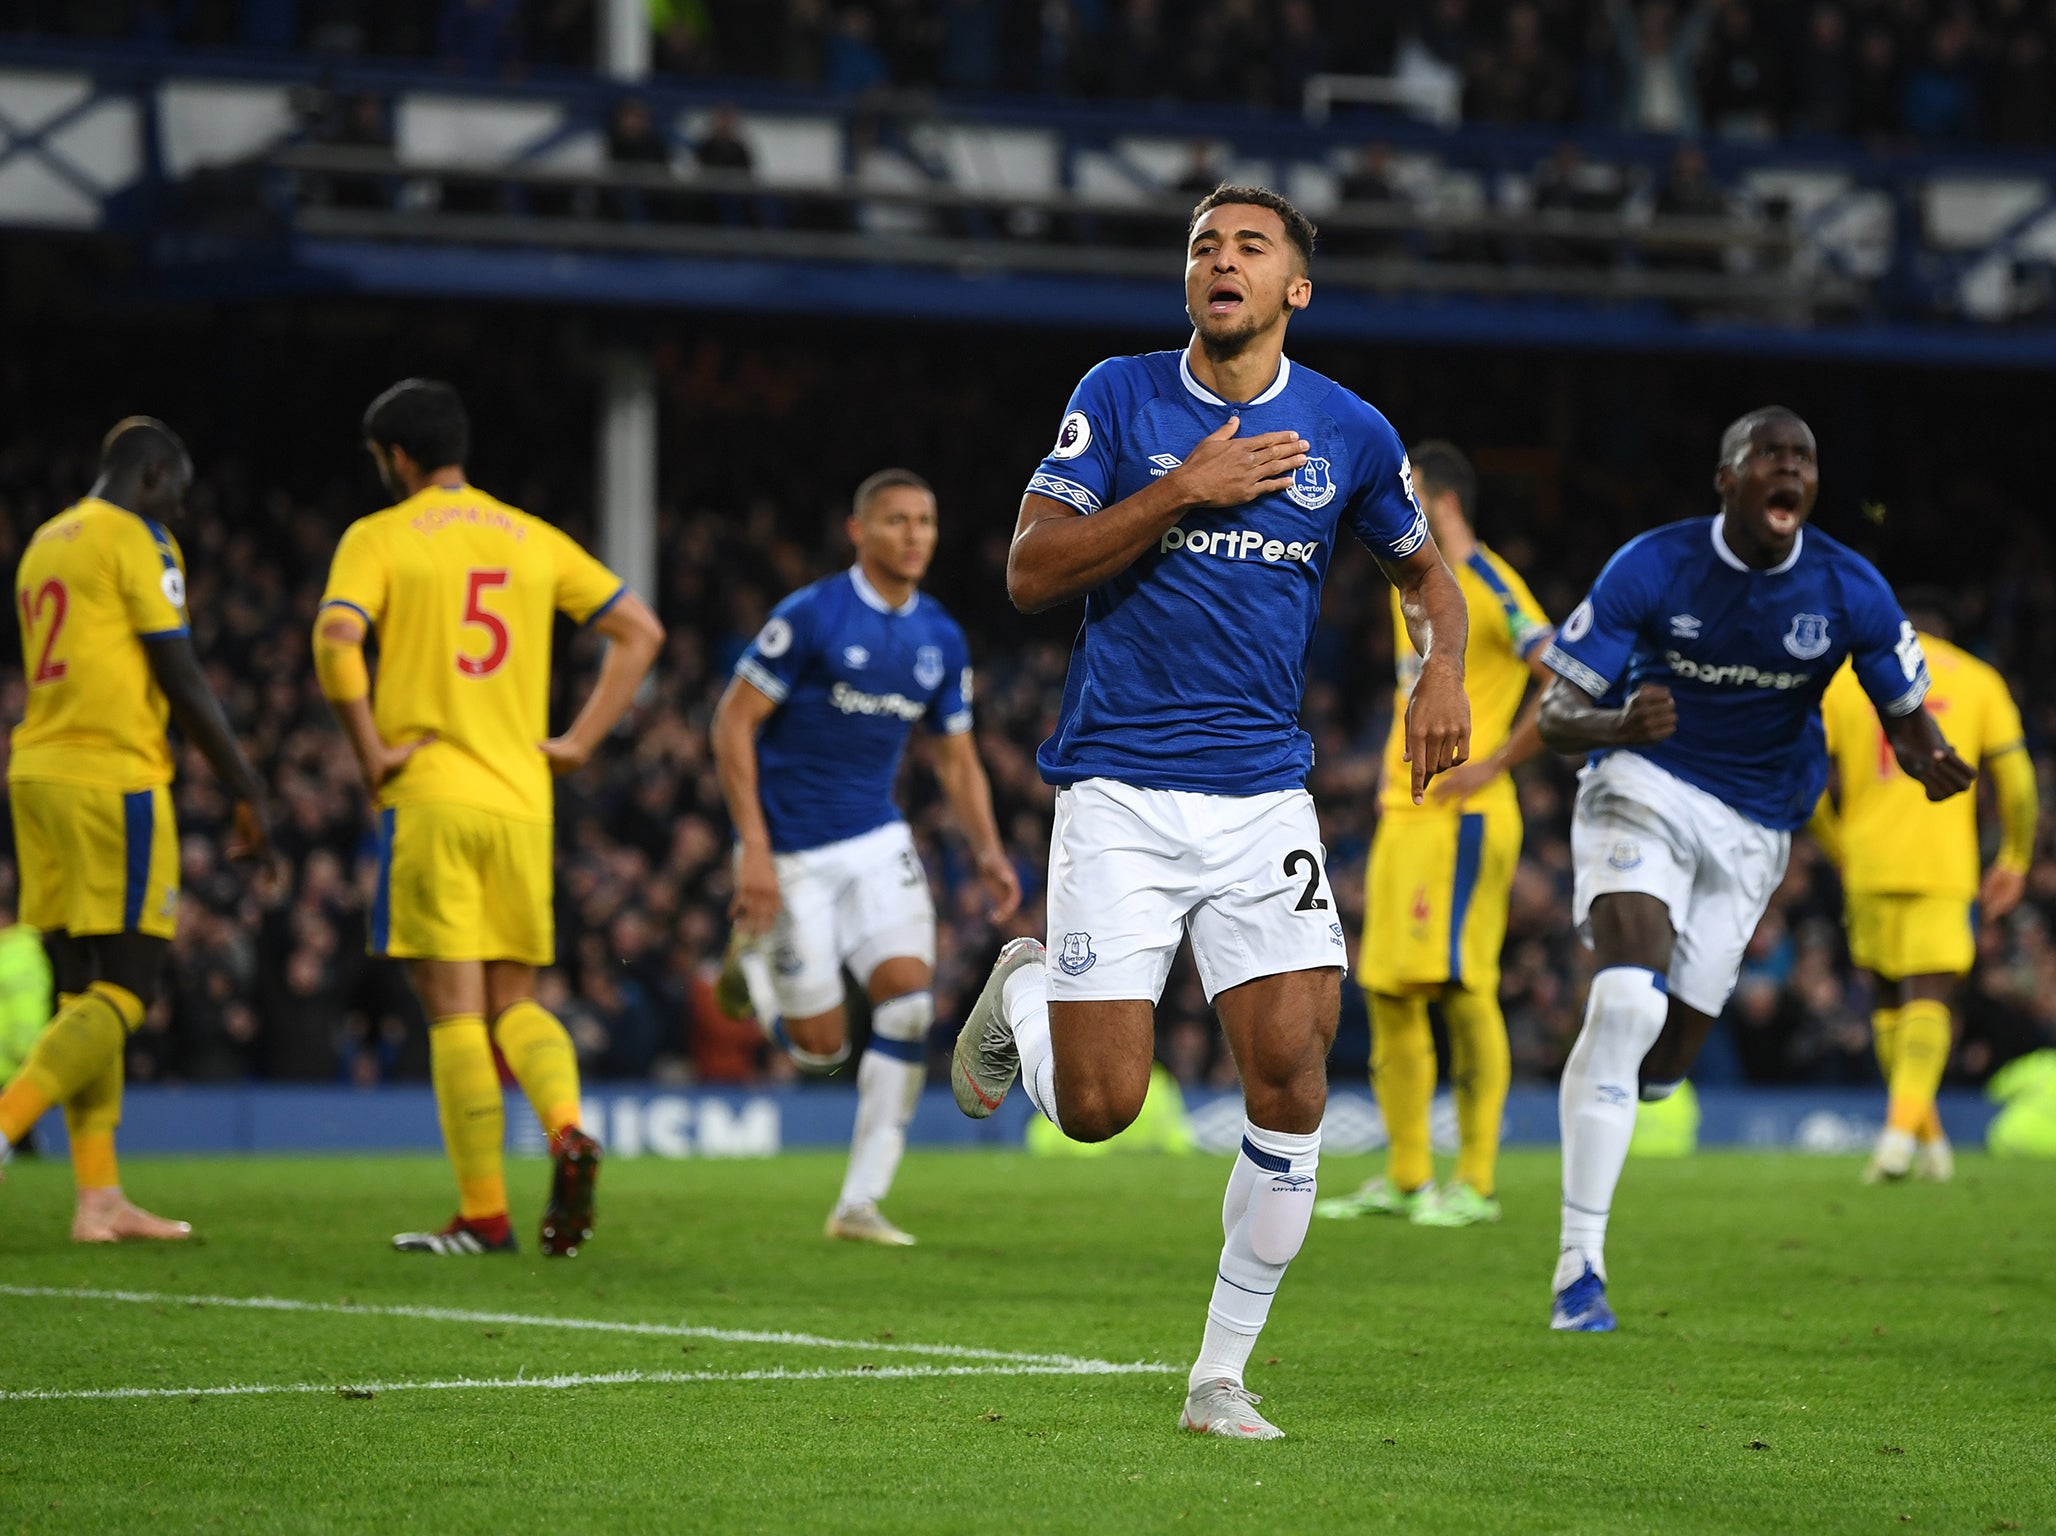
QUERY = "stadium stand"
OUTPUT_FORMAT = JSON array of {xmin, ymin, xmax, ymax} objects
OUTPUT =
[
  {"xmin": 0, "ymin": 0, "xmax": 2050, "ymax": 1110},
  {"xmin": 0, "ymin": 309, "xmax": 2048, "ymax": 1098}
]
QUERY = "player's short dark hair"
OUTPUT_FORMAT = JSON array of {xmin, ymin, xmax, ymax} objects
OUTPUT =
[
  {"xmin": 1718, "ymin": 405, "xmax": 1809, "ymax": 468},
  {"xmin": 1407, "ymin": 440, "xmax": 1476, "ymax": 520},
  {"xmin": 100, "ymin": 416, "xmax": 188, "ymax": 476},
  {"xmin": 852, "ymin": 467, "xmax": 933, "ymax": 519},
  {"xmin": 363, "ymin": 378, "xmax": 470, "ymax": 470},
  {"xmin": 1188, "ymin": 184, "xmax": 1317, "ymax": 272}
]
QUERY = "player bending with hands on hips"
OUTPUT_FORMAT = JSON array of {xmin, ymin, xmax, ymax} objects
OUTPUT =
[
  {"xmin": 315, "ymin": 380, "xmax": 664, "ymax": 1257},
  {"xmin": 1537, "ymin": 406, "xmax": 1974, "ymax": 1332},
  {"xmin": 713, "ymin": 468, "xmax": 1020, "ymax": 1247},
  {"xmin": 951, "ymin": 184, "xmax": 1471, "ymax": 1440}
]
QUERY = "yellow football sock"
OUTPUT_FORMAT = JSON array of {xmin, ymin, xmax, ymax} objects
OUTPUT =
[
  {"xmin": 491, "ymin": 999, "xmax": 583, "ymax": 1138},
  {"xmin": 1441, "ymin": 984, "xmax": 1510, "ymax": 1198},
  {"xmin": 1871, "ymin": 1005, "xmax": 1901, "ymax": 1084},
  {"xmin": 1369, "ymin": 991, "xmax": 1435, "ymax": 1192},
  {"xmin": 1887, "ymin": 999, "xmax": 1951, "ymax": 1137},
  {"xmin": 65, "ymin": 1049, "xmax": 124, "ymax": 1191},
  {"xmin": 430, "ymin": 1014, "xmax": 506, "ymax": 1219},
  {"xmin": 0, "ymin": 982, "xmax": 139, "ymax": 1145}
]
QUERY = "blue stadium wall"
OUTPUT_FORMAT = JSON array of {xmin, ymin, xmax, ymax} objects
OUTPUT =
[{"xmin": 27, "ymin": 1085, "xmax": 1997, "ymax": 1159}]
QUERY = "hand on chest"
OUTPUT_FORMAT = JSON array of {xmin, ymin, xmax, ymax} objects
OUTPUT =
[{"xmin": 1126, "ymin": 409, "xmax": 1342, "ymax": 569}]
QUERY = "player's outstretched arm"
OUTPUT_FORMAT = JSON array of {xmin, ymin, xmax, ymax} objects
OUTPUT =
[
  {"xmin": 1006, "ymin": 415, "xmax": 1308, "ymax": 612},
  {"xmin": 710, "ymin": 675, "xmax": 784, "ymax": 935},
  {"xmin": 1383, "ymin": 542, "xmax": 1471, "ymax": 803},
  {"xmin": 143, "ymin": 634, "xmax": 270, "ymax": 859},
  {"xmin": 539, "ymin": 592, "xmax": 665, "ymax": 776},
  {"xmin": 1536, "ymin": 675, "xmax": 1678, "ymax": 755},
  {"xmin": 928, "ymin": 730, "xmax": 1021, "ymax": 922},
  {"xmin": 1881, "ymin": 706, "xmax": 1977, "ymax": 803}
]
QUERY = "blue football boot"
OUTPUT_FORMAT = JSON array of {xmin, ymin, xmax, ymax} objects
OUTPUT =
[{"xmin": 1550, "ymin": 1262, "xmax": 1617, "ymax": 1332}]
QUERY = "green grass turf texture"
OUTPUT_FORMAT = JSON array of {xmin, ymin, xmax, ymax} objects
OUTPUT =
[{"xmin": 1, "ymin": 1148, "xmax": 2051, "ymax": 1535}]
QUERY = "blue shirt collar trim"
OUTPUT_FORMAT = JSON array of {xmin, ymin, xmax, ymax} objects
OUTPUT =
[
  {"xmin": 1178, "ymin": 349, "xmax": 1292, "ymax": 409},
  {"xmin": 1711, "ymin": 513, "xmax": 1803, "ymax": 576},
  {"xmin": 849, "ymin": 564, "xmax": 919, "ymax": 616}
]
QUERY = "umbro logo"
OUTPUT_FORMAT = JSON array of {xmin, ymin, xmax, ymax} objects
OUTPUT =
[
  {"xmin": 843, "ymin": 645, "xmax": 869, "ymax": 668},
  {"xmin": 1669, "ymin": 614, "xmax": 1702, "ymax": 638},
  {"xmin": 1148, "ymin": 453, "xmax": 1183, "ymax": 477}
]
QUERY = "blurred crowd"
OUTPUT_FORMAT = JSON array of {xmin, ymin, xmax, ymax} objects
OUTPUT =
[
  {"xmin": 10, "ymin": 0, "xmax": 2056, "ymax": 148},
  {"xmin": 0, "ymin": 321, "xmax": 2052, "ymax": 1100}
]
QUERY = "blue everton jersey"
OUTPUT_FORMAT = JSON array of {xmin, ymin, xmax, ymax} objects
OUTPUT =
[
  {"xmin": 1026, "ymin": 349, "xmax": 1429, "ymax": 795},
  {"xmin": 1544, "ymin": 515, "xmax": 1930, "ymax": 831},
  {"xmin": 734, "ymin": 567, "xmax": 973, "ymax": 853}
]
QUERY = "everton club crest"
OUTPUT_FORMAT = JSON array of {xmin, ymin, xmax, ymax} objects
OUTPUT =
[
  {"xmin": 1057, "ymin": 932, "xmax": 1097, "ymax": 976},
  {"xmin": 1783, "ymin": 612, "xmax": 1832, "ymax": 661},
  {"xmin": 1287, "ymin": 456, "xmax": 1337, "ymax": 510}
]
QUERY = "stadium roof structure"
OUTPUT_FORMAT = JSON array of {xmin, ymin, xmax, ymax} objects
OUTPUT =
[{"xmin": 3, "ymin": 44, "xmax": 2056, "ymax": 368}]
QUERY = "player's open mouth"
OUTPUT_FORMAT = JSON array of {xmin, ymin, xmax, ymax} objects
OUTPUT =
[
  {"xmin": 1206, "ymin": 284, "xmax": 1244, "ymax": 314},
  {"xmin": 1764, "ymin": 485, "xmax": 1803, "ymax": 524}
]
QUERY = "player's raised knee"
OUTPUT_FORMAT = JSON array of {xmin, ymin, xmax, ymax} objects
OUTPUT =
[{"xmin": 1054, "ymin": 1078, "xmax": 1147, "ymax": 1143}]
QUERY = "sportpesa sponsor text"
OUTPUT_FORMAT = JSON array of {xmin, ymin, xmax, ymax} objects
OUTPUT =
[
  {"xmin": 829, "ymin": 681, "xmax": 928, "ymax": 721},
  {"xmin": 1158, "ymin": 525, "xmax": 1324, "ymax": 563},
  {"xmin": 1662, "ymin": 652, "xmax": 1816, "ymax": 689}
]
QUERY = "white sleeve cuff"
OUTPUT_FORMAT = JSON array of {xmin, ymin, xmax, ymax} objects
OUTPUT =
[
  {"xmin": 1542, "ymin": 644, "xmax": 1612, "ymax": 700},
  {"xmin": 735, "ymin": 657, "xmax": 789, "ymax": 703}
]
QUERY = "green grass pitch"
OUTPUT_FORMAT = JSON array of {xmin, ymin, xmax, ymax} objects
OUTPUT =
[{"xmin": 1, "ymin": 1148, "xmax": 2051, "ymax": 1535}]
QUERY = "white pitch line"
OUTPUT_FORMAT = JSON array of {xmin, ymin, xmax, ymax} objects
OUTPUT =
[
  {"xmin": 0, "ymin": 1284, "xmax": 1171, "ymax": 1374},
  {"xmin": 0, "ymin": 1360, "xmax": 1167, "ymax": 1404}
]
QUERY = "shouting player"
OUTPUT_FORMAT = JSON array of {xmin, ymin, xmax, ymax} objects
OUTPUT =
[
  {"xmin": 1537, "ymin": 406, "xmax": 1974, "ymax": 1332},
  {"xmin": 1318, "ymin": 441, "xmax": 1553, "ymax": 1229},
  {"xmin": 950, "ymin": 184, "xmax": 1472, "ymax": 1439},
  {"xmin": 0, "ymin": 418, "xmax": 270, "ymax": 1241},
  {"xmin": 314, "ymin": 380, "xmax": 664, "ymax": 1256},
  {"xmin": 712, "ymin": 469, "xmax": 1020, "ymax": 1247},
  {"xmin": 1812, "ymin": 590, "xmax": 2038, "ymax": 1184}
]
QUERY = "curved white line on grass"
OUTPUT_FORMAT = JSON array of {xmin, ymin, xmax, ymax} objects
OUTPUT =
[
  {"xmin": 0, "ymin": 1284, "xmax": 1171, "ymax": 1373},
  {"xmin": 0, "ymin": 1360, "xmax": 1169, "ymax": 1403}
]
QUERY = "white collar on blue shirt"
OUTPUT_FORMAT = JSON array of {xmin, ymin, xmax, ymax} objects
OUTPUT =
[
  {"xmin": 850, "ymin": 562, "xmax": 919, "ymax": 616},
  {"xmin": 1179, "ymin": 349, "xmax": 1293, "ymax": 408},
  {"xmin": 1711, "ymin": 512, "xmax": 1804, "ymax": 576}
]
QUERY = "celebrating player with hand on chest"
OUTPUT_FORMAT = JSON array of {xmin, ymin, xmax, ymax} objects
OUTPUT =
[
  {"xmin": 949, "ymin": 184, "xmax": 1472, "ymax": 1440},
  {"xmin": 1537, "ymin": 407, "xmax": 1975, "ymax": 1332}
]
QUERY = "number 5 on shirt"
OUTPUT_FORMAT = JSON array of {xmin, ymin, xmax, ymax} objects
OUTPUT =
[{"xmin": 459, "ymin": 568, "xmax": 509, "ymax": 677}]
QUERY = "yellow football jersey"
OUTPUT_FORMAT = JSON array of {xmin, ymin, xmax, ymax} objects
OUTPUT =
[
  {"xmin": 319, "ymin": 483, "xmax": 624, "ymax": 823},
  {"xmin": 1820, "ymin": 633, "xmax": 2025, "ymax": 898},
  {"xmin": 1379, "ymin": 544, "xmax": 1550, "ymax": 815},
  {"xmin": 9, "ymin": 497, "xmax": 190, "ymax": 791}
]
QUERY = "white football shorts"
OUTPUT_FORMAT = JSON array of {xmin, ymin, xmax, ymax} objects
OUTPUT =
[
  {"xmin": 759, "ymin": 820, "xmax": 936, "ymax": 1018},
  {"xmin": 1044, "ymin": 777, "xmax": 1347, "ymax": 1004},
  {"xmin": 1570, "ymin": 750, "xmax": 1790, "ymax": 1017}
]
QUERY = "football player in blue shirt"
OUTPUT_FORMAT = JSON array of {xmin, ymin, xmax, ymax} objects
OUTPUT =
[
  {"xmin": 713, "ymin": 468, "xmax": 1021, "ymax": 1247},
  {"xmin": 949, "ymin": 184, "xmax": 1473, "ymax": 1440},
  {"xmin": 1537, "ymin": 406, "xmax": 1975, "ymax": 1332}
]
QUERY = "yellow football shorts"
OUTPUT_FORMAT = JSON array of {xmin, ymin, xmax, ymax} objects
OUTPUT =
[
  {"xmin": 9, "ymin": 779, "xmax": 180, "ymax": 939},
  {"xmin": 373, "ymin": 802, "xmax": 554, "ymax": 965},
  {"xmin": 1844, "ymin": 890, "xmax": 1975, "ymax": 980},
  {"xmin": 1361, "ymin": 799, "xmax": 1523, "ymax": 994}
]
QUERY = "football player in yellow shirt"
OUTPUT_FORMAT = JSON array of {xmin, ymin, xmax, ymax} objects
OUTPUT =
[
  {"xmin": 1316, "ymin": 442, "xmax": 1553, "ymax": 1228},
  {"xmin": 314, "ymin": 380, "xmax": 664, "ymax": 1256},
  {"xmin": 0, "ymin": 417, "xmax": 270, "ymax": 1241},
  {"xmin": 1812, "ymin": 592, "xmax": 2037, "ymax": 1184}
]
